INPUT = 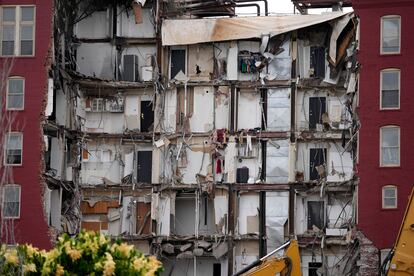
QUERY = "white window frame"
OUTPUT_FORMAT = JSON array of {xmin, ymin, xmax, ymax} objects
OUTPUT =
[
  {"xmin": 380, "ymin": 15, "xmax": 401, "ymax": 55},
  {"xmin": 380, "ymin": 69, "xmax": 400, "ymax": 110},
  {"xmin": 6, "ymin": 76, "xmax": 24, "ymax": 110},
  {"xmin": 2, "ymin": 184, "xmax": 21, "ymax": 219},
  {"xmin": 380, "ymin": 126, "xmax": 400, "ymax": 167},
  {"xmin": 382, "ymin": 185, "xmax": 397, "ymax": 209},
  {"xmin": 91, "ymin": 98, "xmax": 105, "ymax": 112},
  {"xmin": 4, "ymin": 132, "xmax": 23, "ymax": 166},
  {"xmin": 0, "ymin": 5, "xmax": 36, "ymax": 57}
]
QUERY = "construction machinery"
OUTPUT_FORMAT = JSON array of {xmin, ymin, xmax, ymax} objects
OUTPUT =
[
  {"xmin": 382, "ymin": 187, "xmax": 414, "ymax": 275},
  {"xmin": 232, "ymin": 240, "xmax": 301, "ymax": 276}
]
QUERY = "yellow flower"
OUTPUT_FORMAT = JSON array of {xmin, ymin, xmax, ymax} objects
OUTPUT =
[
  {"xmin": 23, "ymin": 263, "xmax": 37, "ymax": 273},
  {"xmin": 26, "ymin": 245, "xmax": 38, "ymax": 258},
  {"xmin": 5, "ymin": 250, "xmax": 19, "ymax": 265},
  {"xmin": 55, "ymin": 264, "xmax": 64, "ymax": 276},
  {"xmin": 103, "ymin": 252, "xmax": 115, "ymax": 276},
  {"xmin": 117, "ymin": 243, "xmax": 133, "ymax": 257},
  {"xmin": 133, "ymin": 257, "xmax": 144, "ymax": 271},
  {"xmin": 67, "ymin": 248, "xmax": 82, "ymax": 261},
  {"xmin": 94, "ymin": 261, "xmax": 103, "ymax": 270},
  {"xmin": 99, "ymin": 234, "xmax": 107, "ymax": 245}
]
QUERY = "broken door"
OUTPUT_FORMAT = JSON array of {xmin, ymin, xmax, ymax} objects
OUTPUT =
[
  {"xmin": 136, "ymin": 202, "xmax": 151, "ymax": 234},
  {"xmin": 140, "ymin": 101, "xmax": 154, "ymax": 132},
  {"xmin": 307, "ymin": 201, "xmax": 324, "ymax": 230},
  {"xmin": 137, "ymin": 151, "xmax": 152, "ymax": 183},
  {"xmin": 309, "ymin": 148, "xmax": 327, "ymax": 180},
  {"xmin": 309, "ymin": 97, "xmax": 326, "ymax": 130}
]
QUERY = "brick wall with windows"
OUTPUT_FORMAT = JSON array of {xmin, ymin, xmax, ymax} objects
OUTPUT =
[{"xmin": 0, "ymin": 0, "xmax": 52, "ymax": 249}]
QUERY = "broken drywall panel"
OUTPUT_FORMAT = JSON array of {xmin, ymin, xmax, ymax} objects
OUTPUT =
[
  {"xmin": 174, "ymin": 196, "xmax": 196, "ymax": 236},
  {"xmin": 266, "ymin": 139, "xmax": 289, "ymax": 183},
  {"xmin": 188, "ymin": 44, "xmax": 214, "ymax": 81},
  {"xmin": 225, "ymin": 136, "xmax": 237, "ymax": 183},
  {"xmin": 124, "ymin": 94, "xmax": 140, "ymax": 131},
  {"xmin": 46, "ymin": 78, "xmax": 54, "ymax": 117},
  {"xmin": 296, "ymin": 89, "xmax": 351, "ymax": 131},
  {"xmin": 198, "ymin": 195, "xmax": 216, "ymax": 235},
  {"xmin": 120, "ymin": 196, "xmax": 134, "ymax": 234},
  {"xmin": 76, "ymin": 43, "xmax": 115, "ymax": 79},
  {"xmin": 267, "ymin": 37, "xmax": 292, "ymax": 80},
  {"xmin": 108, "ymin": 208, "xmax": 121, "ymax": 236},
  {"xmin": 237, "ymin": 90, "xmax": 261, "ymax": 130},
  {"xmin": 75, "ymin": 10, "xmax": 110, "ymax": 39},
  {"xmin": 117, "ymin": 8, "xmax": 155, "ymax": 38},
  {"xmin": 329, "ymin": 13, "xmax": 353, "ymax": 66},
  {"xmin": 179, "ymin": 137, "xmax": 212, "ymax": 184},
  {"xmin": 227, "ymin": 42, "xmax": 238, "ymax": 80},
  {"xmin": 120, "ymin": 46, "xmax": 156, "ymax": 82},
  {"xmin": 215, "ymin": 86, "xmax": 230, "ymax": 129},
  {"xmin": 266, "ymin": 191, "xmax": 289, "ymax": 252},
  {"xmin": 237, "ymin": 193, "xmax": 259, "ymax": 235},
  {"xmin": 327, "ymin": 196, "xmax": 353, "ymax": 229},
  {"xmin": 234, "ymin": 241, "xmax": 259, "ymax": 274},
  {"xmin": 155, "ymin": 88, "xmax": 176, "ymax": 133},
  {"xmin": 50, "ymin": 189, "xmax": 62, "ymax": 230},
  {"xmin": 214, "ymin": 190, "xmax": 228, "ymax": 234},
  {"xmin": 84, "ymin": 112, "xmax": 125, "ymax": 133},
  {"xmin": 123, "ymin": 151, "xmax": 134, "ymax": 177},
  {"xmin": 296, "ymin": 142, "xmax": 353, "ymax": 182},
  {"xmin": 190, "ymin": 86, "xmax": 214, "ymax": 133},
  {"xmin": 56, "ymin": 89, "xmax": 67, "ymax": 126},
  {"xmin": 238, "ymin": 41, "xmax": 260, "ymax": 81},
  {"xmin": 297, "ymin": 39, "xmax": 311, "ymax": 79},
  {"xmin": 151, "ymin": 147, "xmax": 161, "ymax": 183},
  {"xmin": 50, "ymin": 137, "xmax": 64, "ymax": 179},
  {"xmin": 267, "ymin": 88, "xmax": 290, "ymax": 131},
  {"xmin": 157, "ymin": 194, "xmax": 171, "ymax": 236}
]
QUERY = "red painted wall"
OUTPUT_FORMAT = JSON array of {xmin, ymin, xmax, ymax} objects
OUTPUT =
[
  {"xmin": 354, "ymin": 0, "xmax": 414, "ymax": 249},
  {"xmin": 0, "ymin": 0, "xmax": 53, "ymax": 249}
]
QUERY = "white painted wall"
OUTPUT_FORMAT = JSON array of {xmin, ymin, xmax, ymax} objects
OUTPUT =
[
  {"xmin": 117, "ymin": 8, "xmax": 155, "ymax": 38},
  {"xmin": 267, "ymin": 88, "xmax": 290, "ymax": 131},
  {"xmin": 266, "ymin": 191, "xmax": 289, "ymax": 252},
  {"xmin": 159, "ymin": 89, "xmax": 177, "ymax": 133},
  {"xmin": 163, "ymin": 257, "xmax": 227, "ymax": 276},
  {"xmin": 215, "ymin": 86, "xmax": 230, "ymax": 129},
  {"xmin": 56, "ymin": 89, "xmax": 67, "ymax": 126},
  {"xmin": 180, "ymin": 147, "xmax": 211, "ymax": 184},
  {"xmin": 84, "ymin": 113, "xmax": 125, "ymax": 133},
  {"xmin": 77, "ymin": 43, "xmax": 115, "ymax": 79},
  {"xmin": 75, "ymin": 10, "xmax": 110, "ymax": 39},
  {"xmin": 266, "ymin": 139, "xmax": 289, "ymax": 183},
  {"xmin": 120, "ymin": 46, "xmax": 156, "ymax": 81},
  {"xmin": 237, "ymin": 193, "xmax": 259, "ymax": 235},
  {"xmin": 190, "ymin": 86, "xmax": 214, "ymax": 133},
  {"xmin": 50, "ymin": 137, "xmax": 64, "ymax": 178},
  {"xmin": 237, "ymin": 91, "xmax": 261, "ymax": 130}
]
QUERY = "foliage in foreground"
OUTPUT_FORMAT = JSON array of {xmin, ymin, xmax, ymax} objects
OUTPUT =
[{"xmin": 0, "ymin": 231, "xmax": 163, "ymax": 276}]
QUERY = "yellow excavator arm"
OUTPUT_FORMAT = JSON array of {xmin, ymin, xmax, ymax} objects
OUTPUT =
[
  {"xmin": 383, "ymin": 187, "xmax": 414, "ymax": 275},
  {"xmin": 233, "ymin": 240, "xmax": 301, "ymax": 276}
]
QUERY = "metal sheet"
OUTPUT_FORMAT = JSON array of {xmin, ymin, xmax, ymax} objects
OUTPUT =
[{"xmin": 162, "ymin": 12, "xmax": 350, "ymax": 46}]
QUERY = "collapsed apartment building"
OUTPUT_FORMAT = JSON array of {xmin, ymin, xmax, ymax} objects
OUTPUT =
[{"xmin": 44, "ymin": 1, "xmax": 360, "ymax": 275}]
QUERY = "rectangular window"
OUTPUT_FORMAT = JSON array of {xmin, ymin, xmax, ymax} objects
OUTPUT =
[
  {"xmin": 91, "ymin": 98, "xmax": 105, "ymax": 112},
  {"xmin": 380, "ymin": 127, "xmax": 400, "ymax": 166},
  {"xmin": 2, "ymin": 185, "xmax": 20, "ymax": 218},
  {"xmin": 0, "ymin": 6, "xmax": 35, "ymax": 56},
  {"xmin": 309, "ymin": 148, "xmax": 327, "ymax": 181},
  {"xmin": 170, "ymin": 49, "xmax": 186, "ymax": 79},
  {"xmin": 381, "ymin": 16, "xmax": 400, "ymax": 54},
  {"xmin": 309, "ymin": 97, "xmax": 326, "ymax": 130},
  {"xmin": 382, "ymin": 186, "xmax": 397, "ymax": 209},
  {"xmin": 307, "ymin": 201, "xmax": 324, "ymax": 230},
  {"xmin": 7, "ymin": 77, "xmax": 24, "ymax": 110},
  {"xmin": 381, "ymin": 70, "xmax": 400, "ymax": 109},
  {"xmin": 5, "ymin": 132, "xmax": 22, "ymax": 165}
]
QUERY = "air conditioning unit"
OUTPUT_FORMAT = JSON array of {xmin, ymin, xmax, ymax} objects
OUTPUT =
[{"xmin": 122, "ymin": 55, "xmax": 139, "ymax": 82}]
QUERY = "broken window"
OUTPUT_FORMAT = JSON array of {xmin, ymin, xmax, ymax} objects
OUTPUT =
[
  {"xmin": 5, "ymin": 132, "xmax": 23, "ymax": 165},
  {"xmin": 309, "ymin": 148, "xmax": 327, "ymax": 181},
  {"xmin": 382, "ymin": 185, "xmax": 397, "ymax": 209},
  {"xmin": 307, "ymin": 201, "xmax": 324, "ymax": 230},
  {"xmin": 170, "ymin": 49, "xmax": 186, "ymax": 79},
  {"xmin": 122, "ymin": 54, "xmax": 139, "ymax": 82},
  {"xmin": 2, "ymin": 184, "xmax": 20, "ymax": 218},
  {"xmin": 308, "ymin": 262, "xmax": 322, "ymax": 276},
  {"xmin": 140, "ymin": 101, "xmax": 154, "ymax": 132},
  {"xmin": 381, "ymin": 16, "xmax": 400, "ymax": 54},
  {"xmin": 310, "ymin": 46, "xmax": 325, "ymax": 78},
  {"xmin": 380, "ymin": 126, "xmax": 400, "ymax": 166},
  {"xmin": 7, "ymin": 77, "xmax": 24, "ymax": 110},
  {"xmin": 136, "ymin": 151, "xmax": 152, "ymax": 183},
  {"xmin": 1, "ymin": 6, "xmax": 35, "ymax": 56},
  {"xmin": 309, "ymin": 97, "xmax": 326, "ymax": 130},
  {"xmin": 381, "ymin": 69, "xmax": 400, "ymax": 109}
]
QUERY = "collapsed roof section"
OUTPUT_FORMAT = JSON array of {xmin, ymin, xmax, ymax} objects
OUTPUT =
[{"xmin": 162, "ymin": 12, "xmax": 350, "ymax": 46}]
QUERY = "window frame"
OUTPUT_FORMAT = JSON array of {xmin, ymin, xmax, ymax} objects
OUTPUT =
[
  {"xmin": 380, "ymin": 15, "xmax": 401, "ymax": 55},
  {"xmin": 169, "ymin": 46, "xmax": 187, "ymax": 80},
  {"xmin": 4, "ymin": 132, "xmax": 23, "ymax": 166},
  {"xmin": 2, "ymin": 184, "xmax": 21, "ymax": 219},
  {"xmin": 380, "ymin": 69, "xmax": 400, "ymax": 110},
  {"xmin": 380, "ymin": 126, "xmax": 400, "ymax": 167},
  {"xmin": 382, "ymin": 185, "xmax": 397, "ymax": 209},
  {"xmin": 0, "ymin": 5, "xmax": 36, "ymax": 57},
  {"xmin": 6, "ymin": 76, "xmax": 25, "ymax": 110}
]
